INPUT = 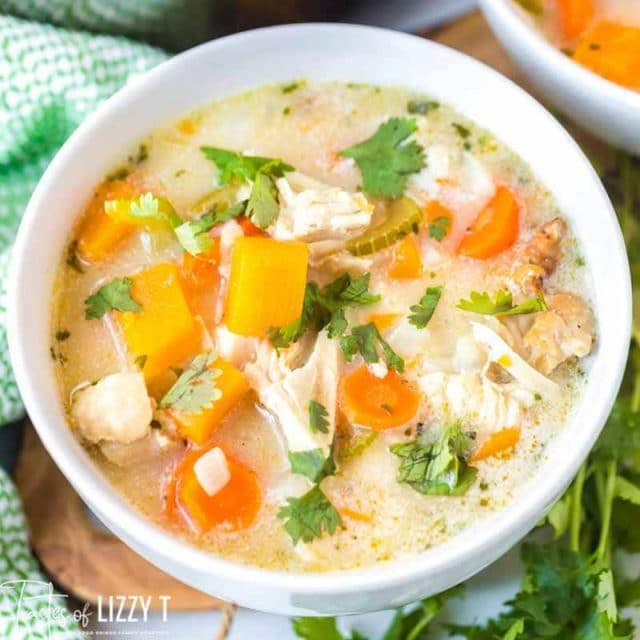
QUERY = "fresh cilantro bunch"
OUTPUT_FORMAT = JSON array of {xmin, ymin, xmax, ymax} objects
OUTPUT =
[{"xmin": 339, "ymin": 118, "xmax": 426, "ymax": 198}]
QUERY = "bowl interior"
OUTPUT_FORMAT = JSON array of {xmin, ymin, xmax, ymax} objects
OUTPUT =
[{"xmin": 8, "ymin": 24, "xmax": 631, "ymax": 598}]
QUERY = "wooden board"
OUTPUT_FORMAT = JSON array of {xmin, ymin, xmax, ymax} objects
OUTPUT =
[{"xmin": 14, "ymin": 10, "xmax": 606, "ymax": 612}]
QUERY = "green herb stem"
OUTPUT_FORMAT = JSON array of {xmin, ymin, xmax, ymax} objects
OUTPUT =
[
  {"xmin": 569, "ymin": 463, "xmax": 586, "ymax": 553},
  {"xmin": 595, "ymin": 460, "xmax": 617, "ymax": 564}
]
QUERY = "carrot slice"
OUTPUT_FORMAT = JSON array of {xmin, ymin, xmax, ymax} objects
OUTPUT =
[
  {"xmin": 368, "ymin": 313, "xmax": 400, "ymax": 333},
  {"xmin": 573, "ymin": 21, "xmax": 640, "ymax": 90},
  {"xmin": 458, "ymin": 187, "xmax": 519, "ymax": 259},
  {"xmin": 388, "ymin": 234, "xmax": 422, "ymax": 279},
  {"xmin": 238, "ymin": 216, "xmax": 267, "ymax": 237},
  {"xmin": 76, "ymin": 179, "xmax": 139, "ymax": 262},
  {"xmin": 340, "ymin": 366, "xmax": 420, "ymax": 431},
  {"xmin": 179, "ymin": 238, "xmax": 221, "ymax": 318},
  {"xmin": 166, "ymin": 445, "xmax": 261, "ymax": 532},
  {"xmin": 556, "ymin": 0, "xmax": 593, "ymax": 40},
  {"xmin": 471, "ymin": 427, "xmax": 521, "ymax": 462}
]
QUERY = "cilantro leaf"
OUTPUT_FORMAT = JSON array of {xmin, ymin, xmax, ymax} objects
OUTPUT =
[
  {"xmin": 84, "ymin": 277, "xmax": 141, "ymax": 319},
  {"xmin": 174, "ymin": 202, "xmax": 245, "ymax": 255},
  {"xmin": 246, "ymin": 172, "xmax": 279, "ymax": 228},
  {"xmin": 277, "ymin": 485, "xmax": 342, "ymax": 544},
  {"xmin": 269, "ymin": 283, "xmax": 319, "ymax": 348},
  {"xmin": 427, "ymin": 215, "xmax": 450, "ymax": 241},
  {"xmin": 327, "ymin": 309, "xmax": 348, "ymax": 339},
  {"xmin": 309, "ymin": 400, "xmax": 329, "ymax": 434},
  {"xmin": 457, "ymin": 289, "xmax": 548, "ymax": 316},
  {"xmin": 291, "ymin": 618, "xmax": 346, "ymax": 640},
  {"xmin": 338, "ymin": 273, "xmax": 381, "ymax": 306},
  {"xmin": 200, "ymin": 147, "xmax": 293, "ymax": 184},
  {"xmin": 390, "ymin": 423, "xmax": 477, "ymax": 496},
  {"xmin": 338, "ymin": 118, "xmax": 426, "ymax": 198},
  {"xmin": 408, "ymin": 286, "xmax": 443, "ymax": 329},
  {"xmin": 407, "ymin": 99, "xmax": 439, "ymax": 115},
  {"xmin": 105, "ymin": 192, "xmax": 182, "ymax": 228},
  {"xmin": 340, "ymin": 323, "xmax": 405, "ymax": 372},
  {"xmin": 288, "ymin": 449, "xmax": 336, "ymax": 483},
  {"xmin": 159, "ymin": 352, "xmax": 222, "ymax": 413}
]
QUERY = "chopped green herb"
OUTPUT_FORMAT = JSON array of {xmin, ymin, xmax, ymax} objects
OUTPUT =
[
  {"xmin": 84, "ymin": 277, "xmax": 141, "ymax": 319},
  {"xmin": 288, "ymin": 449, "xmax": 336, "ymax": 483},
  {"xmin": 66, "ymin": 241, "xmax": 84, "ymax": 273},
  {"xmin": 129, "ymin": 143, "xmax": 149, "ymax": 165},
  {"xmin": 408, "ymin": 286, "xmax": 443, "ymax": 329},
  {"xmin": 390, "ymin": 423, "xmax": 477, "ymax": 496},
  {"xmin": 340, "ymin": 322, "xmax": 405, "ymax": 373},
  {"xmin": 277, "ymin": 485, "xmax": 342, "ymax": 544},
  {"xmin": 513, "ymin": 0, "xmax": 543, "ymax": 13},
  {"xmin": 457, "ymin": 289, "xmax": 548, "ymax": 316},
  {"xmin": 174, "ymin": 201, "xmax": 246, "ymax": 255},
  {"xmin": 134, "ymin": 354, "xmax": 147, "ymax": 370},
  {"xmin": 55, "ymin": 330, "xmax": 70, "ymax": 341},
  {"xmin": 200, "ymin": 146, "xmax": 293, "ymax": 184},
  {"xmin": 427, "ymin": 215, "xmax": 450, "ymax": 241},
  {"xmin": 309, "ymin": 400, "xmax": 329, "ymax": 434},
  {"xmin": 246, "ymin": 172, "xmax": 279, "ymax": 229},
  {"xmin": 174, "ymin": 168, "xmax": 186, "ymax": 178},
  {"xmin": 452, "ymin": 123, "xmax": 471, "ymax": 139},
  {"xmin": 282, "ymin": 80, "xmax": 305, "ymax": 93},
  {"xmin": 283, "ymin": 106, "xmax": 291, "ymax": 116},
  {"xmin": 159, "ymin": 352, "xmax": 221, "ymax": 413},
  {"xmin": 106, "ymin": 166, "xmax": 130, "ymax": 182},
  {"xmin": 338, "ymin": 118, "xmax": 425, "ymax": 198},
  {"xmin": 407, "ymin": 99, "xmax": 439, "ymax": 115}
]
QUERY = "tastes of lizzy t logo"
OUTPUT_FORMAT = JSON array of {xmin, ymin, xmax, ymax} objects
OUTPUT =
[{"xmin": 0, "ymin": 580, "xmax": 171, "ymax": 638}]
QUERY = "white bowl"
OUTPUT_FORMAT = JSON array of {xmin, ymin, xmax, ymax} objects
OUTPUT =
[
  {"xmin": 8, "ymin": 24, "xmax": 631, "ymax": 616},
  {"xmin": 480, "ymin": 0, "xmax": 640, "ymax": 154}
]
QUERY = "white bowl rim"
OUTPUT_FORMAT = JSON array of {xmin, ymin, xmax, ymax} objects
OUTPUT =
[
  {"xmin": 7, "ymin": 22, "xmax": 631, "ymax": 597},
  {"xmin": 481, "ymin": 0, "xmax": 640, "ymax": 107}
]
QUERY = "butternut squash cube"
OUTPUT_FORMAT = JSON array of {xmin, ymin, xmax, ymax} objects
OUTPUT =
[
  {"xmin": 76, "ymin": 180, "xmax": 138, "ymax": 262},
  {"xmin": 224, "ymin": 237, "xmax": 309, "ymax": 337},
  {"xmin": 170, "ymin": 357, "xmax": 249, "ymax": 445},
  {"xmin": 115, "ymin": 263, "xmax": 202, "ymax": 382}
]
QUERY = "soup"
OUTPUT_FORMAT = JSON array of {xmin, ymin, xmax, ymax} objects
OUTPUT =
[
  {"xmin": 51, "ymin": 82, "xmax": 595, "ymax": 572},
  {"xmin": 514, "ymin": 0, "xmax": 640, "ymax": 90}
]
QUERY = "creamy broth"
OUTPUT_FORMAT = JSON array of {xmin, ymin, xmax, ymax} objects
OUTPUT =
[
  {"xmin": 52, "ymin": 82, "xmax": 593, "ymax": 572},
  {"xmin": 514, "ymin": 0, "xmax": 640, "ymax": 90}
]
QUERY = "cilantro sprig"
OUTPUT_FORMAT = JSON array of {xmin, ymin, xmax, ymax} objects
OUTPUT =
[
  {"xmin": 308, "ymin": 400, "xmax": 329, "ymax": 434},
  {"xmin": 269, "ymin": 273, "xmax": 380, "ymax": 348},
  {"xmin": 159, "ymin": 352, "xmax": 222, "ymax": 414},
  {"xmin": 390, "ymin": 423, "xmax": 477, "ymax": 496},
  {"xmin": 457, "ymin": 289, "xmax": 548, "ymax": 316},
  {"xmin": 174, "ymin": 201, "xmax": 245, "ymax": 255},
  {"xmin": 340, "ymin": 323, "xmax": 405, "ymax": 373},
  {"xmin": 338, "ymin": 118, "xmax": 425, "ymax": 198},
  {"xmin": 84, "ymin": 277, "xmax": 141, "ymax": 319},
  {"xmin": 288, "ymin": 449, "xmax": 336, "ymax": 484},
  {"xmin": 277, "ymin": 485, "xmax": 342, "ymax": 545},
  {"xmin": 408, "ymin": 285, "xmax": 443, "ymax": 329}
]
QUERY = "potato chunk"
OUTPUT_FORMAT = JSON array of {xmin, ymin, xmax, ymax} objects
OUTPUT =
[
  {"xmin": 115, "ymin": 263, "xmax": 202, "ymax": 382},
  {"xmin": 224, "ymin": 237, "xmax": 309, "ymax": 337},
  {"xmin": 71, "ymin": 372, "xmax": 152, "ymax": 444}
]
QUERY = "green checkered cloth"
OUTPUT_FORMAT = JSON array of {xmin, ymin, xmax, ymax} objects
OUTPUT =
[{"xmin": 0, "ymin": 12, "xmax": 168, "ymax": 638}]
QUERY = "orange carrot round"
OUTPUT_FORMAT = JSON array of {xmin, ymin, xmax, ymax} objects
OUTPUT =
[
  {"xmin": 388, "ymin": 234, "xmax": 422, "ymax": 279},
  {"xmin": 556, "ymin": 0, "xmax": 593, "ymax": 40},
  {"xmin": 458, "ymin": 186, "xmax": 519, "ymax": 259},
  {"xmin": 165, "ymin": 445, "xmax": 261, "ymax": 532},
  {"xmin": 471, "ymin": 427, "xmax": 521, "ymax": 462},
  {"xmin": 239, "ymin": 216, "xmax": 267, "ymax": 237},
  {"xmin": 340, "ymin": 365, "xmax": 420, "ymax": 430}
]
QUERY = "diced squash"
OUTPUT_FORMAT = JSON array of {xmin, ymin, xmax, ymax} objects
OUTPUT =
[
  {"xmin": 340, "ymin": 365, "xmax": 420, "ymax": 430},
  {"xmin": 115, "ymin": 263, "xmax": 202, "ymax": 382},
  {"xmin": 76, "ymin": 180, "xmax": 139, "ymax": 262},
  {"xmin": 224, "ymin": 237, "xmax": 309, "ymax": 337},
  {"xmin": 368, "ymin": 313, "xmax": 400, "ymax": 333},
  {"xmin": 458, "ymin": 187, "xmax": 519, "ymax": 259},
  {"xmin": 177, "ymin": 118, "xmax": 197, "ymax": 135},
  {"xmin": 165, "ymin": 444, "xmax": 261, "ymax": 532},
  {"xmin": 347, "ymin": 196, "xmax": 423, "ymax": 256},
  {"xmin": 388, "ymin": 234, "xmax": 422, "ymax": 279},
  {"xmin": 170, "ymin": 357, "xmax": 249, "ymax": 445},
  {"xmin": 573, "ymin": 22, "xmax": 640, "ymax": 90},
  {"xmin": 556, "ymin": 0, "xmax": 593, "ymax": 39},
  {"xmin": 471, "ymin": 427, "xmax": 521, "ymax": 462}
]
